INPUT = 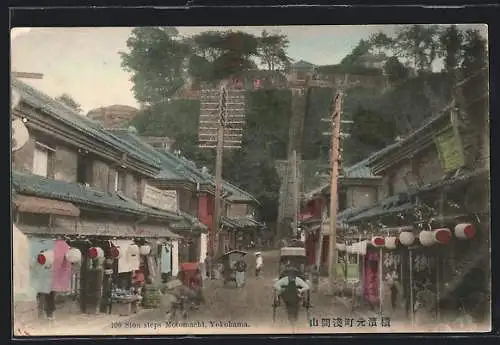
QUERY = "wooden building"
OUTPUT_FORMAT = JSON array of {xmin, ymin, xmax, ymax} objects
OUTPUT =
[{"xmin": 11, "ymin": 79, "xmax": 195, "ymax": 321}]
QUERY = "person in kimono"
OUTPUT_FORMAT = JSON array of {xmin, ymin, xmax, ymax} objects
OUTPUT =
[
  {"xmin": 255, "ymin": 252, "xmax": 263, "ymax": 277},
  {"xmin": 234, "ymin": 255, "xmax": 247, "ymax": 288}
]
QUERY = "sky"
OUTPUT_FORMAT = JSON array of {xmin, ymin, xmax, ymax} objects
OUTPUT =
[{"xmin": 11, "ymin": 25, "xmax": 487, "ymax": 114}]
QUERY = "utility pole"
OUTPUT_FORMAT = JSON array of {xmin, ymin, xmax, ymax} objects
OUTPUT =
[
  {"xmin": 198, "ymin": 80, "xmax": 244, "ymax": 258},
  {"xmin": 213, "ymin": 82, "xmax": 228, "ymax": 258},
  {"xmin": 327, "ymin": 89, "xmax": 344, "ymax": 293}
]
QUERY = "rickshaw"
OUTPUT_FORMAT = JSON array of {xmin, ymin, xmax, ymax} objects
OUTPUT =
[
  {"xmin": 272, "ymin": 247, "xmax": 311, "ymax": 323},
  {"xmin": 218, "ymin": 250, "xmax": 247, "ymax": 286}
]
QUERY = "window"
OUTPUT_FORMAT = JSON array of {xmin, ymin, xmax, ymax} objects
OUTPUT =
[
  {"xmin": 134, "ymin": 175, "xmax": 141, "ymax": 200},
  {"xmin": 76, "ymin": 154, "xmax": 93, "ymax": 185},
  {"xmin": 115, "ymin": 170, "xmax": 126, "ymax": 192},
  {"xmin": 32, "ymin": 142, "xmax": 55, "ymax": 178}
]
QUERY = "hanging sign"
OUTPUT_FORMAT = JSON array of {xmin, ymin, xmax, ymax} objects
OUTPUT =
[
  {"xmin": 142, "ymin": 184, "xmax": 178, "ymax": 213},
  {"xmin": 434, "ymin": 125, "xmax": 465, "ymax": 173}
]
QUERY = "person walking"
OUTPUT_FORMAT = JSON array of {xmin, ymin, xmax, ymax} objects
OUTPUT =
[
  {"xmin": 255, "ymin": 252, "xmax": 263, "ymax": 277},
  {"xmin": 234, "ymin": 254, "xmax": 247, "ymax": 288}
]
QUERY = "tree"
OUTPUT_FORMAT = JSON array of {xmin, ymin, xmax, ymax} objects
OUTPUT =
[
  {"xmin": 55, "ymin": 93, "xmax": 82, "ymax": 113},
  {"xmin": 383, "ymin": 56, "xmax": 409, "ymax": 83},
  {"xmin": 459, "ymin": 29, "xmax": 488, "ymax": 137},
  {"xmin": 343, "ymin": 105, "xmax": 397, "ymax": 163},
  {"xmin": 438, "ymin": 24, "xmax": 464, "ymax": 78},
  {"xmin": 370, "ymin": 25, "xmax": 440, "ymax": 73},
  {"xmin": 340, "ymin": 39, "xmax": 372, "ymax": 66},
  {"xmin": 119, "ymin": 27, "xmax": 191, "ymax": 105},
  {"xmin": 188, "ymin": 30, "xmax": 260, "ymax": 83},
  {"xmin": 258, "ymin": 30, "xmax": 291, "ymax": 71}
]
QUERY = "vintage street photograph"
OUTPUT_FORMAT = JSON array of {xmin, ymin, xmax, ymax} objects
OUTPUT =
[{"xmin": 11, "ymin": 25, "xmax": 490, "ymax": 336}]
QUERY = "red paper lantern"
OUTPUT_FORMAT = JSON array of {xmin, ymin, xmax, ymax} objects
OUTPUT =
[
  {"xmin": 37, "ymin": 253, "xmax": 46, "ymax": 265},
  {"xmin": 110, "ymin": 246, "xmax": 120, "ymax": 259},
  {"xmin": 454, "ymin": 223, "xmax": 476, "ymax": 240},
  {"xmin": 88, "ymin": 247, "xmax": 104, "ymax": 259},
  {"xmin": 371, "ymin": 236, "xmax": 385, "ymax": 247},
  {"xmin": 434, "ymin": 228, "xmax": 452, "ymax": 244}
]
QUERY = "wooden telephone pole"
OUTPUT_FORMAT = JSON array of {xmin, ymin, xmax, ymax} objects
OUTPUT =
[
  {"xmin": 327, "ymin": 86, "xmax": 345, "ymax": 293},
  {"xmin": 198, "ymin": 80, "xmax": 245, "ymax": 258},
  {"xmin": 213, "ymin": 83, "xmax": 228, "ymax": 258}
]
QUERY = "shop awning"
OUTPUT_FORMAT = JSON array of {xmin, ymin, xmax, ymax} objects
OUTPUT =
[{"xmin": 14, "ymin": 195, "xmax": 80, "ymax": 217}]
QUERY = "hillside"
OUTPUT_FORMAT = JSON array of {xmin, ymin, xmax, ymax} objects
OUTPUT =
[{"xmin": 128, "ymin": 71, "xmax": 450, "ymax": 224}]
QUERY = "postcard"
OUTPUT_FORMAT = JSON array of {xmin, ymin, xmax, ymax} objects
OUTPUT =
[{"xmin": 11, "ymin": 24, "xmax": 490, "ymax": 336}]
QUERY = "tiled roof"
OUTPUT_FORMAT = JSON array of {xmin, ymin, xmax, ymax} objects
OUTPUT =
[
  {"xmin": 291, "ymin": 60, "xmax": 315, "ymax": 68},
  {"xmin": 157, "ymin": 150, "xmax": 259, "ymax": 204},
  {"xmin": 106, "ymin": 129, "xmax": 191, "ymax": 182},
  {"xmin": 11, "ymin": 170, "xmax": 183, "ymax": 221},
  {"xmin": 222, "ymin": 216, "xmax": 265, "ymax": 230},
  {"xmin": 12, "ymin": 79, "xmax": 160, "ymax": 170},
  {"xmin": 343, "ymin": 159, "xmax": 379, "ymax": 179}
]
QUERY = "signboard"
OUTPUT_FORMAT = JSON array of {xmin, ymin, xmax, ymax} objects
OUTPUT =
[
  {"xmin": 142, "ymin": 184, "xmax": 178, "ymax": 213},
  {"xmin": 434, "ymin": 125, "xmax": 465, "ymax": 173}
]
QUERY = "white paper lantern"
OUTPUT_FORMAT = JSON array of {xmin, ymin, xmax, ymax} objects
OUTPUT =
[
  {"xmin": 399, "ymin": 231, "xmax": 415, "ymax": 246},
  {"xmin": 65, "ymin": 247, "xmax": 82, "ymax": 264},
  {"xmin": 336, "ymin": 243, "xmax": 346, "ymax": 251},
  {"xmin": 139, "ymin": 245, "xmax": 151, "ymax": 256},
  {"xmin": 454, "ymin": 223, "xmax": 476, "ymax": 240},
  {"xmin": 385, "ymin": 236, "xmax": 399, "ymax": 250},
  {"xmin": 345, "ymin": 245, "xmax": 353, "ymax": 254},
  {"xmin": 128, "ymin": 244, "xmax": 140, "ymax": 257},
  {"xmin": 36, "ymin": 250, "xmax": 54, "ymax": 267},
  {"xmin": 419, "ymin": 231, "xmax": 435, "ymax": 247}
]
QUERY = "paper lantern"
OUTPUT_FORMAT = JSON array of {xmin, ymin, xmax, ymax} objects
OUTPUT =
[
  {"xmin": 399, "ymin": 231, "xmax": 415, "ymax": 246},
  {"xmin": 109, "ymin": 246, "xmax": 121, "ymax": 259},
  {"xmin": 385, "ymin": 236, "xmax": 399, "ymax": 250},
  {"xmin": 37, "ymin": 250, "xmax": 54, "ymax": 267},
  {"xmin": 88, "ymin": 247, "xmax": 104, "ymax": 259},
  {"xmin": 345, "ymin": 245, "xmax": 353, "ymax": 254},
  {"xmin": 371, "ymin": 236, "xmax": 385, "ymax": 247},
  {"xmin": 419, "ymin": 231, "xmax": 435, "ymax": 247},
  {"xmin": 434, "ymin": 228, "xmax": 452, "ymax": 244},
  {"xmin": 65, "ymin": 247, "xmax": 82, "ymax": 264},
  {"xmin": 454, "ymin": 223, "xmax": 476, "ymax": 240},
  {"xmin": 139, "ymin": 245, "xmax": 151, "ymax": 256},
  {"xmin": 336, "ymin": 243, "xmax": 346, "ymax": 251},
  {"xmin": 128, "ymin": 244, "xmax": 140, "ymax": 256}
]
